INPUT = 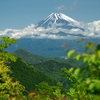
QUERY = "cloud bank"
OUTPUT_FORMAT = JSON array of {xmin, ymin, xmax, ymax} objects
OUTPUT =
[{"xmin": 0, "ymin": 20, "xmax": 100, "ymax": 39}]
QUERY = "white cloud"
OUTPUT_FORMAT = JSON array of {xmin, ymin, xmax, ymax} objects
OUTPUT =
[
  {"xmin": 0, "ymin": 20, "xmax": 100, "ymax": 39},
  {"xmin": 55, "ymin": 0, "xmax": 78, "ymax": 11},
  {"xmin": 55, "ymin": 5, "xmax": 74, "ymax": 11},
  {"xmin": 55, "ymin": 5, "xmax": 66, "ymax": 11}
]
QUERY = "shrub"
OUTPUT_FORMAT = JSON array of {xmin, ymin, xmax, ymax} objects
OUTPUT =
[{"xmin": 62, "ymin": 39, "xmax": 100, "ymax": 100}]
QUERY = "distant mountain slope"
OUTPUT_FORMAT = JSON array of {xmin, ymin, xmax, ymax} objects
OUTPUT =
[
  {"xmin": 35, "ymin": 13, "xmax": 83, "ymax": 30},
  {"xmin": 1, "ymin": 13, "xmax": 100, "ymax": 39},
  {"xmin": 7, "ymin": 38, "xmax": 84, "ymax": 57},
  {"xmin": 13, "ymin": 48, "xmax": 86, "ymax": 67},
  {"xmin": 2, "ymin": 13, "xmax": 100, "ymax": 58},
  {"xmin": 13, "ymin": 48, "xmax": 87, "ymax": 88},
  {"xmin": 13, "ymin": 48, "xmax": 68, "ymax": 64},
  {"xmin": 34, "ymin": 60, "xmax": 72, "ymax": 88},
  {"xmin": 7, "ymin": 57, "xmax": 56, "ymax": 92}
]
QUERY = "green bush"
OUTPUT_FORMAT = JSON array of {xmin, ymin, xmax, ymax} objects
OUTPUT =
[
  {"xmin": 0, "ymin": 37, "xmax": 25, "ymax": 99},
  {"xmin": 62, "ymin": 39, "xmax": 100, "ymax": 100}
]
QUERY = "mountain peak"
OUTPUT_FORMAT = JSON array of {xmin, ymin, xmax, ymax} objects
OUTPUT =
[
  {"xmin": 48, "ymin": 13, "xmax": 76, "ymax": 22},
  {"xmin": 36, "ymin": 13, "xmax": 79, "ymax": 29}
]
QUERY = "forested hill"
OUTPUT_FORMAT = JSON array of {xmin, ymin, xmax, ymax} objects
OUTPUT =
[
  {"xmin": 7, "ymin": 57, "xmax": 56, "ymax": 92},
  {"xmin": 13, "ymin": 48, "xmax": 86, "ymax": 88},
  {"xmin": 34, "ymin": 60, "xmax": 72, "ymax": 88},
  {"xmin": 13, "ymin": 48, "xmax": 74, "ymax": 88},
  {"xmin": 13, "ymin": 48, "xmax": 85, "ymax": 67},
  {"xmin": 13, "ymin": 48, "xmax": 67, "ymax": 65}
]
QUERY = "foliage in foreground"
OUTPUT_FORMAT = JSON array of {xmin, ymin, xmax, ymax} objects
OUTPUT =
[
  {"xmin": 62, "ymin": 38, "xmax": 100, "ymax": 100},
  {"xmin": 1, "ymin": 37, "xmax": 100, "ymax": 100},
  {"xmin": 0, "ymin": 61, "xmax": 25, "ymax": 99},
  {"xmin": 0, "ymin": 37, "xmax": 25, "ymax": 99},
  {"xmin": 0, "ymin": 37, "xmax": 60, "ymax": 100}
]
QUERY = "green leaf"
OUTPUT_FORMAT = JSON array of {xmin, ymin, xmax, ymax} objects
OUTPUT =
[
  {"xmin": 70, "ymin": 53, "xmax": 78, "ymax": 59},
  {"xmin": 67, "ymin": 50, "xmax": 75, "ymax": 58},
  {"xmin": 69, "ymin": 68, "xmax": 74, "ymax": 73},
  {"xmin": 76, "ymin": 54, "xmax": 81, "ymax": 60},
  {"xmin": 1, "ymin": 37, "xmax": 17, "ymax": 45},
  {"xmin": 89, "ymin": 54, "xmax": 96, "ymax": 62},
  {"xmin": 89, "ymin": 83, "xmax": 95, "ymax": 90},
  {"xmin": 83, "ymin": 56, "xmax": 89, "ymax": 62},
  {"xmin": 97, "ymin": 50, "xmax": 100, "ymax": 58},
  {"xmin": 74, "ymin": 68, "xmax": 80, "ymax": 77}
]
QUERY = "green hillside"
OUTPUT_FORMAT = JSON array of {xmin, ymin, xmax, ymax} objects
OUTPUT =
[
  {"xmin": 7, "ymin": 57, "xmax": 56, "ymax": 92},
  {"xmin": 13, "ymin": 48, "xmax": 85, "ymax": 67},
  {"xmin": 13, "ymin": 48, "xmax": 67, "ymax": 65},
  {"xmin": 34, "ymin": 60, "xmax": 72, "ymax": 88},
  {"xmin": 13, "ymin": 48, "xmax": 85, "ymax": 88},
  {"xmin": 1, "ymin": 37, "xmax": 100, "ymax": 99}
]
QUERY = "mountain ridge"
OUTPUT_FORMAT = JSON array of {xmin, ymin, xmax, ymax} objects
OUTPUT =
[
  {"xmin": 0, "ymin": 13, "xmax": 100, "ymax": 39},
  {"xmin": 13, "ymin": 48, "xmax": 68, "ymax": 64},
  {"xmin": 7, "ymin": 55, "xmax": 56, "ymax": 92},
  {"xmin": 35, "ymin": 13, "xmax": 80, "ymax": 29}
]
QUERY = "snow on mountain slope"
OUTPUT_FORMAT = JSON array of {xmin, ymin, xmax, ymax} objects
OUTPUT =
[
  {"xmin": 0, "ymin": 13, "xmax": 100, "ymax": 39},
  {"xmin": 35, "ymin": 13, "xmax": 83, "ymax": 30}
]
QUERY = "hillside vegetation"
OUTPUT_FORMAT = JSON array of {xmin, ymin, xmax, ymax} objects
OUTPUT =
[
  {"xmin": 8, "ymin": 57, "xmax": 56, "ymax": 92},
  {"xmin": 13, "ymin": 48, "xmax": 67, "ymax": 65},
  {"xmin": 34, "ymin": 60, "xmax": 72, "ymax": 88},
  {"xmin": 13, "ymin": 48, "xmax": 86, "ymax": 89},
  {"xmin": 0, "ymin": 37, "xmax": 100, "ymax": 100},
  {"xmin": 14, "ymin": 48, "xmax": 85, "ymax": 67}
]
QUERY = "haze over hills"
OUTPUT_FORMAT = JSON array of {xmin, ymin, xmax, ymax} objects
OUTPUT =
[
  {"xmin": 6, "ymin": 38, "xmax": 83, "ymax": 57},
  {"xmin": 2, "ymin": 13, "xmax": 100, "ymax": 57},
  {"xmin": 13, "ymin": 48, "xmax": 68, "ymax": 64}
]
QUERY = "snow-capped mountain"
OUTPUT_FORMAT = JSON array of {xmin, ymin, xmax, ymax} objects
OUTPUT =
[
  {"xmin": 2, "ymin": 13, "xmax": 100, "ymax": 57},
  {"xmin": 35, "ymin": 13, "xmax": 83, "ymax": 30},
  {"xmin": 0, "ymin": 13, "xmax": 100, "ymax": 39}
]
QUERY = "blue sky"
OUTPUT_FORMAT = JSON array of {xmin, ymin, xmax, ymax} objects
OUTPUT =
[{"xmin": 0, "ymin": 0, "xmax": 100, "ymax": 30}]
